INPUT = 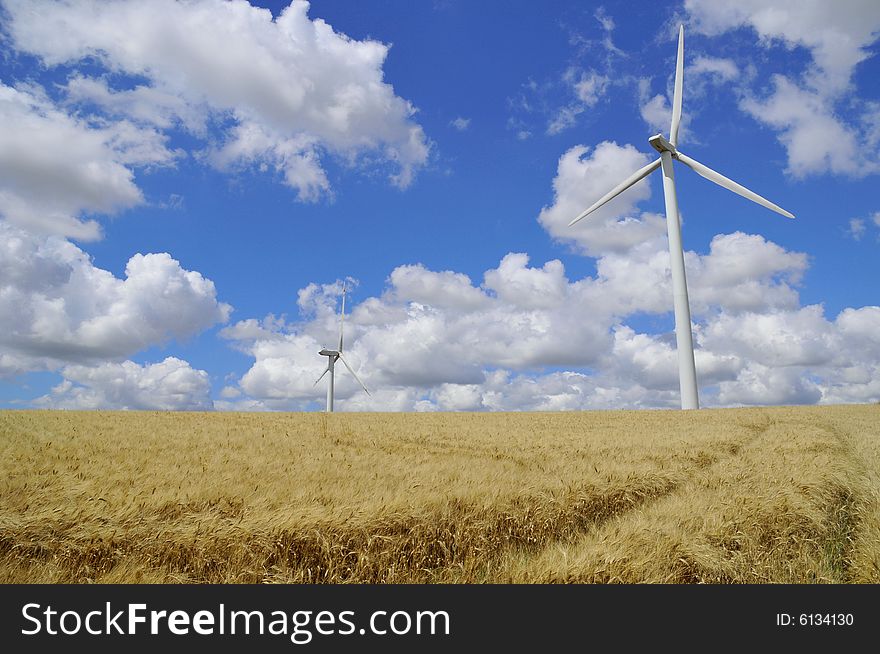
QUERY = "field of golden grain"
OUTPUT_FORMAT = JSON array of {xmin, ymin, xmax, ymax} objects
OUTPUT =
[{"xmin": 1, "ymin": 405, "xmax": 878, "ymax": 583}]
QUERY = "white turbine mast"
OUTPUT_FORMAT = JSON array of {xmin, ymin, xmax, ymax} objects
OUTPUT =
[
  {"xmin": 569, "ymin": 25, "xmax": 795, "ymax": 410},
  {"xmin": 314, "ymin": 281, "xmax": 371, "ymax": 412}
]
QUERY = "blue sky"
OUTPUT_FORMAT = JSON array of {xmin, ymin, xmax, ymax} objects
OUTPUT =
[{"xmin": 1, "ymin": 0, "xmax": 879, "ymax": 411}]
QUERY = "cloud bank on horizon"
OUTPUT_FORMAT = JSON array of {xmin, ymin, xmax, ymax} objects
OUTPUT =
[{"xmin": 1, "ymin": 0, "xmax": 879, "ymax": 411}]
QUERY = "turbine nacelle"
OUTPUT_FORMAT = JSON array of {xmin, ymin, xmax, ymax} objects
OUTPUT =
[
  {"xmin": 319, "ymin": 349, "xmax": 340, "ymax": 357},
  {"xmin": 648, "ymin": 133, "xmax": 676, "ymax": 155}
]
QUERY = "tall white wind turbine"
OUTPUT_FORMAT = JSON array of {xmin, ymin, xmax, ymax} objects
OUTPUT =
[
  {"xmin": 570, "ymin": 25, "xmax": 794, "ymax": 410},
  {"xmin": 314, "ymin": 282, "xmax": 371, "ymax": 412}
]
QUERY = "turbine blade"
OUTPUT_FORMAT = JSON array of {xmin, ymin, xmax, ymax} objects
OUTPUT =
[
  {"xmin": 670, "ymin": 25, "xmax": 684, "ymax": 147},
  {"xmin": 314, "ymin": 364, "xmax": 331, "ymax": 386},
  {"xmin": 675, "ymin": 152, "xmax": 795, "ymax": 219},
  {"xmin": 338, "ymin": 281, "xmax": 346, "ymax": 352},
  {"xmin": 568, "ymin": 158, "xmax": 662, "ymax": 226},
  {"xmin": 338, "ymin": 353, "xmax": 371, "ymax": 396}
]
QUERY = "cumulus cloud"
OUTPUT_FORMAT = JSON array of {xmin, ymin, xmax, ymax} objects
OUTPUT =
[
  {"xmin": 701, "ymin": 304, "xmax": 880, "ymax": 406},
  {"xmin": 221, "ymin": 255, "xmax": 617, "ymax": 409},
  {"xmin": 483, "ymin": 254, "xmax": 567, "ymax": 310},
  {"xmin": 701, "ymin": 305, "xmax": 835, "ymax": 368},
  {"xmin": 687, "ymin": 232, "xmax": 807, "ymax": 313},
  {"xmin": 220, "ymin": 224, "xmax": 880, "ymax": 410},
  {"xmin": 538, "ymin": 141, "xmax": 666, "ymax": 256},
  {"xmin": 0, "ymin": 84, "xmax": 175, "ymax": 240},
  {"xmin": 1, "ymin": 0, "xmax": 429, "ymax": 215},
  {"xmin": 0, "ymin": 221, "xmax": 231, "ymax": 376},
  {"xmin": 34, "ymin": 357, "xmax": 213, "ymax": 410},
  {"xmin": 716, "ymin": 363, "xmax": 823, "ymax": 406},
  {"xmin": 389, "ymin": 265, "xmax": 489, "ymax": 311},
  {"xmin": 434, "ymin": 383, "xmax": 484, "ymax": 411},
  {"xmin": 740, "ymin": 76, "xmax": 868, "ymax": 178}
]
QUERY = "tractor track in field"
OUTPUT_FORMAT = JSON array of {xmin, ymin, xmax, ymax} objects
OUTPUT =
[
  {"xmin": 2, "ymin": 406, "xmax": 877, "ymax": 584},
  {"xmin": 483, "ymin": 418, "xmax": 775, "ymax": 578},
  {"xmin": 0, "ymin": 417, "xmax": 777, "ymax": 583}
]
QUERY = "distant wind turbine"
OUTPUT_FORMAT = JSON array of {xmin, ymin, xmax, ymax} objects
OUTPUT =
[
  {"xmin": 314, "ymin": 282, "xmax": 371, "ymax": 412},
  {"xmin": 569, "ymin": 25, "xmax": 795, "ymax": 410}
]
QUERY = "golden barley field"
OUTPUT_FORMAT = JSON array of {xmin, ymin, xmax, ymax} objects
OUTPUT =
[{"xmin": 1, "ymin": 405, "xmax": 878, "ymax": 584}]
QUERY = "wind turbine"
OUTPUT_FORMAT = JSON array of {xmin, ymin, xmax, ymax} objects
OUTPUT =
[
  {"xmin": 569, "ymin": 25, "xmax": 794, "ymax": 410},
  {"xmin": 314, "ymin": 282, "xmax": 371, "ymax": 412}
]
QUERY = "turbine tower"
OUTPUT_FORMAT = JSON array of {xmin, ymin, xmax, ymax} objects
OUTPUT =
[
  {"xmin": 314, "ymin": 281, "xmax": 371, "ymax": 412},
  {"xmin": 569, "ymin": 25, "xmax": 795, "ymax": 410}
]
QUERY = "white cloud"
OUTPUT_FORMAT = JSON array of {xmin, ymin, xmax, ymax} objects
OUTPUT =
[
  {"xmin": 685, "ymin": 0, "xmax": 880, "ymax": 93},
  {"xmin": 2, "ymin": 0, "xmax": 429, "ymax": 203},
  {"xmin": 586, "ymin": 239, "xmax": 672, "ymax": 316},
  {"xmin": 547, "ymin": 105, "xmax": 584, "ymax": 136},
  {"xmin": 538, "ymin": 141, "xmax": 666, "ymax": 256},
  {"xmin": 0, "ymin": 84, "xmax": 175, "ymax": 240},
  {"xmin": 237, "ymin": 334, "xmax": 333, "ymax": 402},
  {"xmin": 483, "ymin": 254, "xmax": 568, "ymax": 310},
  {"xmin": 64, "ymin": 75, "xmax": 207, "ymax": 133},
  {"xmin": 222, "ymin": 256, "xmax": 618, "ymax": 407},
  {"xmin": 715, "ymin": 363, "xmax": 822, "ymax": 406},
  {"xmin": 848, "ymin": 218, "xmax": 866, "ymax": 240},
  {"xmin": 852, "ymin": 210, "xmax": 880, "ymax": 241},
  {"xmin": 547, "ymin": 69, "xmax": 609, "ymax": 135},
  {"xmin": 637, "ymin": 71, "xmax": 696, "ymax": 141},
  {"xmin": 450, "ymin": 117, "xmax": 471, "ymax": 131},
  {"xmin": 219, "ymin": 315, "xmax": 288, "ymax": 344},
  {"xmin": 688, "ymin": 56, "xmax": 739, "ymax": 82},
  {"xmin": 205, "ymin": 122, "xmax": 330, "ymax": 201},
  {"xmin": 687, "ymin": 232, "xmax": 807, "ymax": 313},
  {"xmin": 573, "ymin": 71, "xmax": 609, "ymax": 106},
  {"xmin": 639, "ymin": 92, "xmax": 672, "ymax": 135},
  {"xmin": 594, "ymin": 8, "xmax": 625, "ymax": 58},
  {"xmin": 220, "ymin": 385, "xmax": 242, "ymax": 399},
  {"xmin": 697, "ymin": 305, "xmax": 880, "ymax": 406},
  {"xmin": 609, "ymin": 326, "xmax": 679, "ymax": 391},
  {"xmin": 594, "ymin": 7, "xmax": 615, "ymax": 33},
  {"xmin": 0, "ymin": 221, "xmax": 231, "ymax": 376},
  {"xmin": 389, "ymin": 265, "xmax": 489, "ymax": 311},
  {"xmin": 740, "ymin": 76, "xmax": 868, "ymax": 178},
  {"xmin": 817, "ymin": 306, "xmax": 880, "ymax": 403},
  {"xmin": 509, "ymin": 63, "xmax": 610, "ymax": 138},
  {"xmin": 434, "ymin": 383, "xmax": 484, "ymax": 411},
  {"xmin": 35, "ymin": 357, "xmax": 213, "ymax": 410},
  {"xmin": 700, "ymin": 305, "xmax": 836, "ymax": 368},
  {"xmin": 836, "ymin": 306, "xmax": 880, "ymax": 354},
  {"xmin": 686, "ymin": 0, "xmax": 880, "ymax": 178},
  {"xmin": 220, "ymin": 223, "xmax": 880, "ymax": 411}
]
